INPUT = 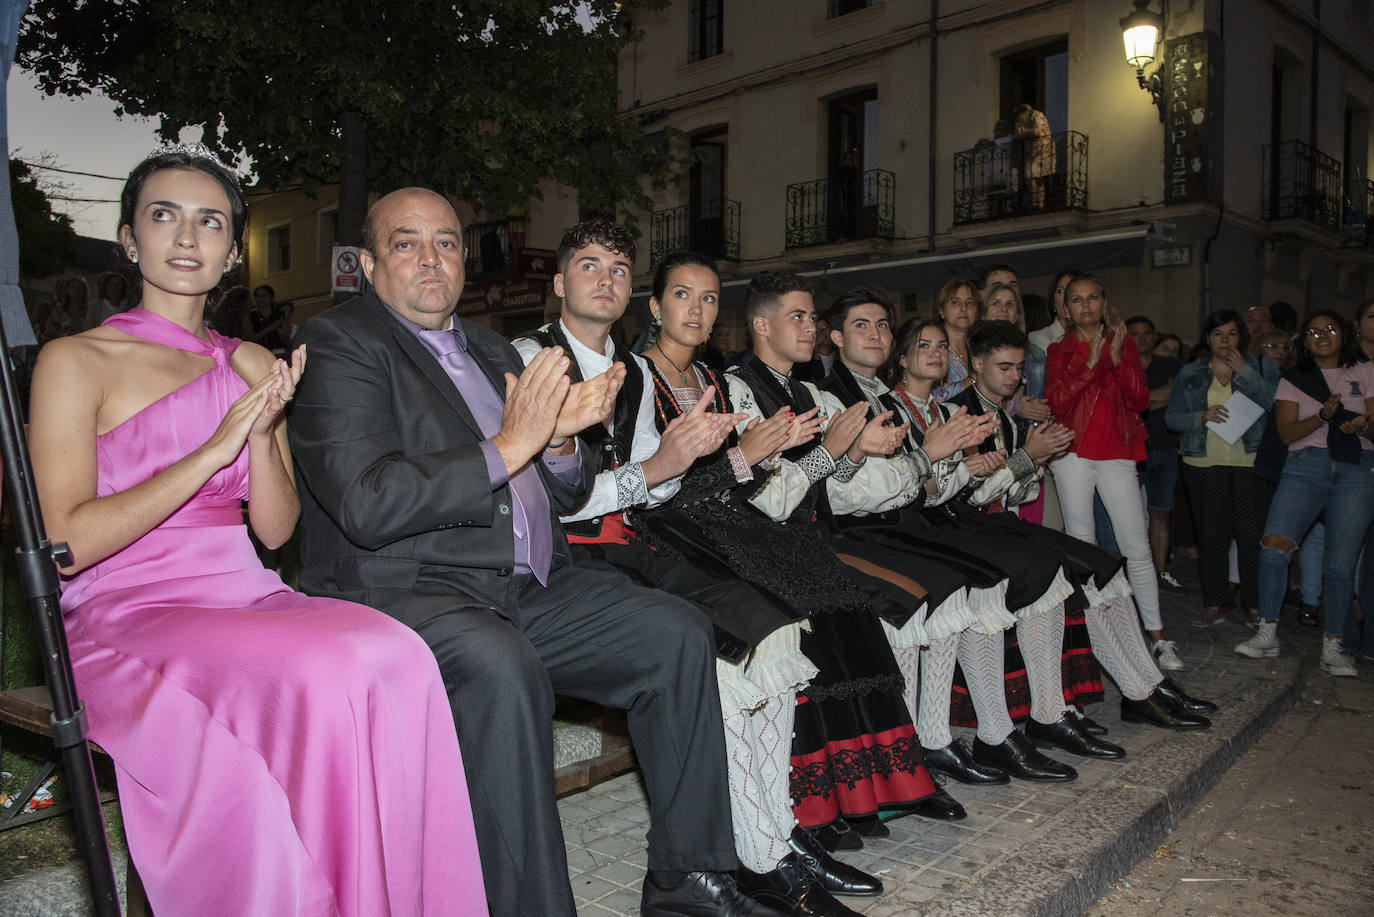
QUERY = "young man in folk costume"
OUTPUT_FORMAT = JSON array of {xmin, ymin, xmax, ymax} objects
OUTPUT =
[
  {"xmin": 940, "ymin": 320, "xmax": 1217, "ymax": 738},
  {"xmin": 721, "ymin": 271, "xmax": 973, "ymax": 842},
  {"xmin": 817, "ymin": 291, "xmax": 1113, "ymax": 785},
  {"xmin": 517, "ymin": 237, "xmax": 882, "ymax": 917}
]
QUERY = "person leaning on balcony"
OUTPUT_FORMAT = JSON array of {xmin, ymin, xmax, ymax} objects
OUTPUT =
[
  {"xmin": 1165, "ymin": 310, "xmax": 1279, "ymax": 629},
  {"xmin": 1012, "ymin": 103, "xmax": 1055, "ymax": 210},
  {"xmin": 1044, "ymin": 275, "xmax": 1183, "ymax": 671}
]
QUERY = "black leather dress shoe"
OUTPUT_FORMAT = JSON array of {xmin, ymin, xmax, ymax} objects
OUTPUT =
[
  {"xmin": 789, "ymin": 828, "xmax": 882, "ymax": 897},
  {"xmin": 972, "ymin": 730, "xmax": 1078, "ymax": 781},
  {"xmin": 1026, "ymin": 714, "xmax": 1126, "ymax": 759},
  {"xmin": 738, "ymin": 854, "xmax": 862, "ymax": 917},
  {"xmin": 922, "ymin": 739, "xmax": 1010, "ymax": 785},
  {"xmin": 1068, "ymin": 707, "xmax": 1109, "ymax": 736},
  {"xmin": 912, "ymin": 786, "xmax": 967, "ymax": 820},
  {"xmin": 810, "ymin": 819, "xmax": 862, "ymax": 853},
  {"xmin": 845, "ymin": 814, "xmax": 888, "ymax": 838},
  {"xmin": 1120, "ymin": 689, "xmax": 1210, "ymax": 730},
  {"xmin": 642, "ymin": 870, "xmax": 789, "ymax": 917},
  {"xmin": 1156, "ymin": 676, "xmax": 1219, "ymax": 713}
]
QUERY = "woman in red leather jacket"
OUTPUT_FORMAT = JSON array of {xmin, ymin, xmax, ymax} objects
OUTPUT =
[{"xmin": 1045, "ymin": 275, "xmax": 1179, "ymax": 671}]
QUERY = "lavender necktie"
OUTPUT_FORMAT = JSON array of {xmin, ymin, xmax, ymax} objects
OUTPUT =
[{"xmin": 418, "ymin": 327, "xmax": 552, "ymax": 584}]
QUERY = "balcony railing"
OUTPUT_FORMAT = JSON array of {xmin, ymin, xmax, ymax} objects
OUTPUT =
[
  {"xmin": 953, "ymin": 131, "xmax": 1088, "ymax": 225},
  {"xmin": 1341, "ymin": 177, "xmax": 1374, "ymax": 247},
  {"xmin": 1262, "ymin": 140, "xmax": 1341, "ymax": 234},
  {"xmin": 785, "ymin": 168, "xmax": 895, "ymax": 248},
  {"xmin": 464, "ymin": 218, "xmax": 528, "ymax": 279},
  {"xmin": 650, "ymin": 200, "xmax": 741, "ymax": 269}
]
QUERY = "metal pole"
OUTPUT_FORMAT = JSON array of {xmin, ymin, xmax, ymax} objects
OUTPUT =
[{"xmin": 0, "ymin": 321, "xmax": 120, "ymax": 916}]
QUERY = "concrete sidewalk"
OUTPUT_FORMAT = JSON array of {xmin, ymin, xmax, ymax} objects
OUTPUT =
[
  {"xmin": 557, "ymin": 570, "xmax": 1307, "ymax": 917},
  {"xmin": 0, "ymin": 564, "xmax": 1314, "ymax": 916}
]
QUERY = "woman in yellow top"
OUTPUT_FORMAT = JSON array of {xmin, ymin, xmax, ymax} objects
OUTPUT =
[{"xmin": 1166, "ymin": 310, "xmax": 1279, "ymax": 626}]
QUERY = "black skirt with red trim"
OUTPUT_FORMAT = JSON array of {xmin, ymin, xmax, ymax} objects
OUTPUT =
[{"xmin": 790, "ymin": 609, "xmax": 937, "ymax": 828}]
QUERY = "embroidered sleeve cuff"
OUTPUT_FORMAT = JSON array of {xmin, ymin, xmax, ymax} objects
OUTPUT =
[
  {"xmin": 613, "ymin": 462, "xmax": 649, "ymax": 509},
  {"xmin": 1007, "ymin": 448, "xmax": 1037, "ymax": 482},
  {"xmin": 726, "ymin": 446, "xmax": 754, "ymax": 483},
  {"xmin": 831, "ymin": 454, "xmax": 864, "ymax": 483},
  {"xmin": 906, "ymin": 447, "xmax": 933, "ymax": 482},
  {"xmin": 797, "ymin": 444, "xmax": 837, "ymax": 484}
]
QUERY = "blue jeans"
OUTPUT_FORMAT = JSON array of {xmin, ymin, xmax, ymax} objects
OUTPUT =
[
  {"xmin": 1093, "ymin": 493, "xmax": 1118, "ymax": 553},
  {"xmin": 1258, "ymin": 448, "xmax": 1374, "ymax": 636},
  {"xmin": 1141, "ymin": 447, "xmax": 1179, "ymax": 512},
  {"xmin": 1300, "ymin": 522, "xmax": 1324, "ymax": 607},
  {"xmin": 1346, "ymin": 522, "xmax": 1374, "ymax": 657}
]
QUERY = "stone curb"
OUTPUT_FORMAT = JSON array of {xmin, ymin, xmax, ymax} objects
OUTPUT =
[{"xmin": 922, "ymin": 654, "xmax": 1307, "ymax": 917}]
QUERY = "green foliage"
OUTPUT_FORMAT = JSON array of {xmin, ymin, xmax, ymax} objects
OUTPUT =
[
  {"xmin": 18, "ymin": 1, "xmax": 674, "ymax": 229},
  {"xmin": 8, "ymin": 159, "xmax": 76, "ymax": 281}
]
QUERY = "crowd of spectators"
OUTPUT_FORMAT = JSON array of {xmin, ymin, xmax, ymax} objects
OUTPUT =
[{"xmin": 912, "ymin": 264, "xmax": 1373, "ymax": 679}]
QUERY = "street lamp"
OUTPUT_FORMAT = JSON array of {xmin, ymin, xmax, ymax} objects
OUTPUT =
[{"xmin": 1121, "ymin": 0, "xmax": 1165, "ymax": 121}]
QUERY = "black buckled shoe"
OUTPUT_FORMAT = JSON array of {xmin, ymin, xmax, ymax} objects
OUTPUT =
[
  {"xmin": 972, "ymin": 730, "xmax": 1078, "ymax": 781},
  {"xmin": 912, "ymin": 786, "xmax": 967, "ymax": 820},
  {"xmin": 809, "ymin": 818, "xmax": 862, "ymax": 853},
  {"xmin": 1067, "ymin": 706, "xmax": 1109, "ymax": 736},
  {"xmin": 922, "ymin": 739, "xmax": 1010, "ymax": 785},
  {"xmin": 789, "ymin": 827, "xmax": 882, "ymax": 897},
  {"xmin": 738, "ymin": 854, "xmax": 863, "ymax": 917},
  {"xmin": 1025, "ymin": 713, "xmax": 1126, "ymax": 759},
  {"xmin": 1120, "ymin": 688, "xmax": 1210, "ymax": 730},
  {"xmin": 642, "ymin": 870, "xmax": 790, "ymax": 917},
  {"xmin": 1156, "ymin": 676, "xmax": 1219, "ymax": 713}
]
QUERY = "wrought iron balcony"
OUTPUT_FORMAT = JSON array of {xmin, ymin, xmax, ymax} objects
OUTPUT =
[
  {"xmin": 1262, "ymin": 140, "xmax": 1341, "ymax": 234},
  {"xmin": 953, "ymin": 131, "xmax": 1088, "ymax": 226},
  {"xmin": 464, "ymin": 217, "xmax": 528, "ymax": 279},
  {"xmin": 785, "ymin": 168, "xmax": 895, "ymax": 249},
  {"xmin": 1340, "ymin": 177, "xmax": 1374, "ymax": 247},
  {"xmin": 650, "ymin": 200, "xmax": 741, "ymax": 269}
]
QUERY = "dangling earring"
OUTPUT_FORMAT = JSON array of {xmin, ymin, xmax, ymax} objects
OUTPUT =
[
  {"xmin": 650, "ymin": 311, "xmax": 662, "ymax": 332},
  {"xmin": 128, "ymin": 250, "xmax": 138, "ymax": 264}
]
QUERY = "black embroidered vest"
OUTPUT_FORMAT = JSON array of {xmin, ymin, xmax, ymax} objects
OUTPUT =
[
  {"xmin": 728, "ymin": 353, "xmax": 831, "ymax": 526},
  {"xmin": 817, "ymin": 365, "xmax": 908, "ymax": 523},
  {"xmin": 518, "ymin": 323, "xmax": 645, "ymax": 536},
  {"xmin": 946, "ymin": 384, "xmax": 1023, "ymax": 456}
]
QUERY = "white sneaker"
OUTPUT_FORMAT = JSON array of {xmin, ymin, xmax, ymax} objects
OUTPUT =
[
  {"xmin": 1235, "ymin": 620, "xmax": 1280, "ymax": 658},
  {"xmin": 1152, "ymin": 639, "xmax": 1185, "ymax": 671},
  {"xmin": 1321, "ymin": 636, "xmax": 1358, "ymax": 677},
  {"xmin": 1159, "ymin": 571, "xmax": 1184, "ymax": 590}
]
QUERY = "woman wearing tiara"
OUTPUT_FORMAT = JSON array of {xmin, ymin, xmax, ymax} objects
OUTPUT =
[{"xmin": 27, "ymin": 148, "xmax": 487, "ymax": 916}]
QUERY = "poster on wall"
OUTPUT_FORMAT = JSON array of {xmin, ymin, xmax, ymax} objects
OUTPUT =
[{"xmin": 1162, "ymin": 32, "xmax": 1223, "ymax": 205}]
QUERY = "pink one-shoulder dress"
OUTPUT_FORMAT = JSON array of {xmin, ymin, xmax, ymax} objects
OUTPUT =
[{"xmin": 57, "ymin": 308, "xmax": 488, "ymax": 916}]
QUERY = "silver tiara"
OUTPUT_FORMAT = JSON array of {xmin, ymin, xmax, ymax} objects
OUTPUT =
[{"xmin": 147, "ymin": 141, "xmax": 239, "ymax": 177}]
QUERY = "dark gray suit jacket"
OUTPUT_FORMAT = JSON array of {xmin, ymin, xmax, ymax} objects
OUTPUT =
[{"xmin": 289, "ymin": 292, "xmax": 592, "ymax": 626}]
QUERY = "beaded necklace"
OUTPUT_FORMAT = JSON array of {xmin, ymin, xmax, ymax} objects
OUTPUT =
[{"xmin": 894, "ymin": 381, "xmax": 941, "ymax": 433}]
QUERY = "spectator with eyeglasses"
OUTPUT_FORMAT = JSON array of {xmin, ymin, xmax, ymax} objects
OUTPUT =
[
  {"xmin": 1237, "ymin": 311, "xmax": 1374, "ymax": 676},
  {"xmin": 1252, "ymin": 329, "xmax": 1296, "ymax": 371},
  {"xmin": 1166, "ymin": 310, "xmax": 1279, "ymax": 628}
]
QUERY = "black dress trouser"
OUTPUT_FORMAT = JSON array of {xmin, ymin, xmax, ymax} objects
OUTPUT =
[{"xmin": 375, "ymin": 561, "xmax": 736, "ymax": 917}]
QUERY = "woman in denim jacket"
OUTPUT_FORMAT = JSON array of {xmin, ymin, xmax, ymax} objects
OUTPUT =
[{"xmin": 1166, "ymin": 310, "xmax": 1280, "ymax": 628}]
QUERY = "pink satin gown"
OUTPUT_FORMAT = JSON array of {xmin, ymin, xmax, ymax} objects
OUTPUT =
[{"xmin": 57, "ymin": 308, "xmax": 488, "ymax": 916}]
